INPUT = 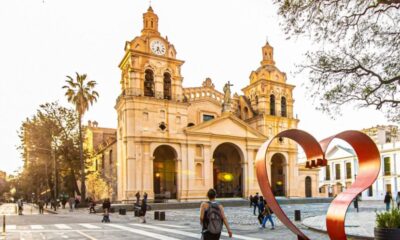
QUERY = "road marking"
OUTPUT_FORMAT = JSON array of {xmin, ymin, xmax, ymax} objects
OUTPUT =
[
  {"xmin": 31, "ymin": 225, "xmax": 44, "ymax": 230},
  {"xmin": 108, "ymin": 224, "xmax": 180, "ymax": 240},
  {"xmin": 40, "ymin": 232, "xmax": 46, "ymax": 239},
  {"xmin": 76, "ymin": 230, "xmax": 98, "ymax": 240},
  {"xmin": 54, "ymin": 224, "xmax": 72, "ymax": 229},
  {"xmin": 6, "ymin": 225, "xmax": 16, "ymax": 230},
  {"xmin": 131, "ymin": 223, "xmax": 200, "ymax": 238},
  {"xmin": 132, "ymin": 223, "xmax": 263, "ymax": 240},
  {"xmin": 156, "ymin": 224, "xmax": 188, "ymax": 229},
  {"xmin": 79, "ymin": 224, "xmax": 101, "ymax": 229},
  {"xmin": 221, "ymin": 232, "xmax": 263, "ymax": 240}
]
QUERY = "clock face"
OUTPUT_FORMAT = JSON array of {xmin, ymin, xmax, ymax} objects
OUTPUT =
[{"xmin": 150, "ymin": 40, "xmax": 166, "ymax": 55}]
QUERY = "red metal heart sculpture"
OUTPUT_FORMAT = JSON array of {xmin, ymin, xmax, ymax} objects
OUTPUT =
[{"xmin": 255, "ymin": 129, "xmax": 381, "ymax": 240}]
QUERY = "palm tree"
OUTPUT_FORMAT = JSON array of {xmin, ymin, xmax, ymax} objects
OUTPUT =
[{"xmin": 63, "ymin": 72, "xmax": 99, "ymax": 202}]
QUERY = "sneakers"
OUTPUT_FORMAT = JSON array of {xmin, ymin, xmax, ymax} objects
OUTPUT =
[{"xmin": 271, "ymin": 227, "xmax": 275, "ymax": 230}]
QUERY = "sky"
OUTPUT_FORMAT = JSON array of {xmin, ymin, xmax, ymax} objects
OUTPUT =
[{"xmin": 0, "ymin": 0, "xmax": 391, "ymax": 175}]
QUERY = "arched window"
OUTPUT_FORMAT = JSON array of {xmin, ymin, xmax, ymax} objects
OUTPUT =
[
  {"xmin": 163, "ymin": 72, "xmax": 172, "ymax": 100},
  {"xmin": 195, "ymin": 163, "xmax": 203, "ymax": 179},
  {"xmin": 270, "ymin": 95, "xmax": 276, "ymax": 115},
  {"xmin": 281, "ymin": 96, "xmax": 287, "ymax": 117},
  {"xmin": 144, "ymin": 69, "xmax": 154, "ymax": 97}
]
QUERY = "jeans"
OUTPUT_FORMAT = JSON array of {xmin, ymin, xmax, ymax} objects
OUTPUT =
[
  {"xmin": 386, "ymin": 202, "xmax": 390, "ymax": 211},
  {"xmin": 262, "ymin": 215, "xmax": 274, "ymax": 228}
]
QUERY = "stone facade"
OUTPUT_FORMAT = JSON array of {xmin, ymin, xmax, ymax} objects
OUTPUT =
[{"xmin": 115, "ymin": 7, "xmax": 321, "ymax": 201}]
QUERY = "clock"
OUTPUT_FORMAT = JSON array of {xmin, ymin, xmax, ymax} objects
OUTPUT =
[{"xmin": 150, "ymin": 40, "xmax": 166, "ymax": 55}]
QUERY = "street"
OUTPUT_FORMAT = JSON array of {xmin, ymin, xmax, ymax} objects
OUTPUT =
[{"xmin": 0, "ymin": 203, "xmax": 332, "ymax": 240}]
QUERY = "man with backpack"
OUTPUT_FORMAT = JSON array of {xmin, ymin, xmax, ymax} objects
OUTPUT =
[{"xmin": 200, "ymin": 189, "xmax": 233, "ymax": 239}]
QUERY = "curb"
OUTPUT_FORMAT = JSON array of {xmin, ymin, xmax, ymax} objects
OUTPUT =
[
  {"xmin": 28, "ymin": 204, "xmax": 58, "ymax": 214},
  {"xmin": 301, "ymin": 220, "xmax": 374, "ymax": 240}
]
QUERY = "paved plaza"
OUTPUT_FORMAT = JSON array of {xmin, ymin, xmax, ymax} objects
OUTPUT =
[{"xmin": 0, "ymin": 201, "xmax": 384, "ymax": 239}]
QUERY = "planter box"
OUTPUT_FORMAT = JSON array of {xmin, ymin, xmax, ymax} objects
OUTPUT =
[{"xmin": 374, "ymin": 227, "xmax": 400, "ymax": 240}]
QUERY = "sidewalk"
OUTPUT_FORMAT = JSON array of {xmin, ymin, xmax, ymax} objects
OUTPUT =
[
  {"xmin": 302, "ymin": 211, "xmax": 377, "ymax": 239},
  {"xmin": 29, "ymin": 203, "xmax": 90, "ymax": 215}
]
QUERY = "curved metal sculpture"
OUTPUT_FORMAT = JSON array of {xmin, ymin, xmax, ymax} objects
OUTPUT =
[
  {"xmin": 255, "ymin": 129, "xmax": 381, "ymax": 240},
  {"xmin": 320, "ymin": 131, "xmax": 381, "ymax": 240}
]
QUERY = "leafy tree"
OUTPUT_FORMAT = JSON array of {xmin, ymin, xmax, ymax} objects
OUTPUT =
[
  {"xmin": 18, "ymin": 102, "xmax": 84, "ymax": 199},
  {"xmin": 63, "ymin": 73, "xmax": 99, "ymax": 201},
  {"xmin": 274, "ymin": 0, "xmax": 400, "ymax": 121}
]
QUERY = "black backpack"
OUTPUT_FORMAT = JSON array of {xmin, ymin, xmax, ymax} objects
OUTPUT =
[{"xmin": 206, "ymin": 202, "xmax": 223, "ymax": 234}]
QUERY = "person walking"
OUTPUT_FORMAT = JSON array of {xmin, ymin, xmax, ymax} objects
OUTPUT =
[
  {"xmin": 135, "ymin": 191, "xmax": 140, "ymax": 206},
  {"xmin": 89, "ymin": 198, "xmax": 96, "ymax": 213},
  {"xmin": 252, "ymin": 193, "xmax": 259, "ymax": 215},
  {"xmin": 102, "ymin": 198, "xmax": 111, "ymax": 223},
  {"xmin": 200, "ymin": 189, "xmax": 233, "ymax": 240},
  {"xmin": 38, "ymin": 199, "xmax": 44, "ymax": 214},
  {"xmin": 51, "ymin": 198, "xmax": 57, "ymax": 212},
  {"xmin": 17, "ymin": 199, "xmax": 23, "ymax": 215},
  {"xmin": 68, "ymin": 196, "xmax": 75, "ymax": 212},
  {"xmin": 257, "ymin": 198, "xmax": 265, "ymax": 225},
  {"xmin": 384, "ymin": 191, "xmax": 392, "ymax": 211},
  {"xmin": 396, "ymin": 192, "xmax": 400, "ymax": 209},
  {"xmin": 260, "ymin": 202, "xmax": 275, "ymax": 230},
  {"xmin": 139, "ymin": 194, "xmax": 147, "ymax": 223},
  {"xmin": 353, "ymin": 195, "xmax": 359, "ymax": 212}
]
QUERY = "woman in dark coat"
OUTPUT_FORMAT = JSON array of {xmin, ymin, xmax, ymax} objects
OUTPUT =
[{"xmin": 139, "ymin": 195, "xmax": 147, "ymax": 223}]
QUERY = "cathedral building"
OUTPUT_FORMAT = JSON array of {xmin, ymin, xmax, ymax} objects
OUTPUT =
[{"xmin": 115, "ymin": 7, "xmax": 321, "ymax": 201}]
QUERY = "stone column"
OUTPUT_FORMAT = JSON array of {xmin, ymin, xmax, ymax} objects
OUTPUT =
[
  {"xmin": 142, "ymin": 143, "xmax": 154, "ymax": 199},
  {"xmin": 176, "ymin": 158, "xmax": 182, "ymax": 200}
]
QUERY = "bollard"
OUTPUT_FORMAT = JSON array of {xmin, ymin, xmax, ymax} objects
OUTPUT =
[
  {"xmin": 154, "ymin": 211, "xmax": 160, "ymax": 220},
  {"xmin": 2, "ymin": 215, "xmax": 5, "ymax": 235},
  {"xmin": 294, "ymin": 210, "xmax": 301, "ymax": 221},
  {"xmin": 119, "ymin": 209, "xmax": 126, "ymax": 215},
  {"xmin": 159, "ymin": 211, "xmax": 165, "ymax": 221}
]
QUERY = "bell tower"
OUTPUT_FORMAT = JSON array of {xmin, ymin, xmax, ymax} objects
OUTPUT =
[
  {"xmin": 116, "ymin": 7, "xmax": 188, "ymax": 201},
  {"xmin": 117, "ymin": 7, "xmax": 184, "ymax": 100},
  {"xmin": 241, "ymin": 41, "xmax": 298, "ymax": 137},
  {"xmin": 141, "ymin": 6, "xmax": 160, "ymax": 36},
  {"xmin": 260, "ymin": 41, "xmax": 275, "ymax": 66}
]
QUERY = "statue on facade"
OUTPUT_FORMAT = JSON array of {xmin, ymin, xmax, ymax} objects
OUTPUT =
[
  {"xmin": 223, "ymin": 81, "xmax": 233, "ymax": 112},
  {"xmin": 223, "ymin": 81, "xmax": 233, "ymax": 104}
]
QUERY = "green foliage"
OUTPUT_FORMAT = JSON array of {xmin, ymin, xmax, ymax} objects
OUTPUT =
[
  {"xmin": 376, "ymin": 208, "xmax": 400, "ymax": 229},
  {"xmin": 17, "ymin": 102, "xmax": 84, "ymax": 199},
  {"xmin": 274, "ymin": 0, "xmax": 400, "ymax": 121}
]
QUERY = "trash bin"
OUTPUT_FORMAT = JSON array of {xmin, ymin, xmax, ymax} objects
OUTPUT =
[
  {"xmin": 154, "ymin": 211, "xmax": 160, "ymax": 220},
  {"xmin": 159, "ymin": 211, "xmax": 165, "ymax": 221},
  {"xmin": 294, "ymin": 210, "xmax": 301, "ymax": 221},
  {"xmin": 119, "ymin": 208, "xmax": 126, "ymax": 215}
]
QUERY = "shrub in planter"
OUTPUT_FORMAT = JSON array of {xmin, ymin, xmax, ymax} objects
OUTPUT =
[{"xmin": 374, "ymin": 208, "xmax": 400, "ymax": 240}]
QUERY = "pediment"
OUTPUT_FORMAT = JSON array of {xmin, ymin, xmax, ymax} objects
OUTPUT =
[
  {"xmin": 326, "ymin": 145, "xmax": 355, "ymax": 160},
  {"xmin": 185, "ymin": 114, "xmax": 265, "ymax": 139}
]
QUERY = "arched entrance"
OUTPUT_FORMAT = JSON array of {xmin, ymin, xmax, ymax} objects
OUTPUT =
[
  {"xmin": 213, "ymin": 143, "xmax": 243, "ymax": 198},
  {"xmin": 305, "ymin": 176, "xmax": 312, "ymax": 198},
  {"xmin": 271, "ymin": 153, "xmax": 286, "ymax": 196},
  {"xmin": 153, "ymin": 145, "xmax": 177, "ymax": 200}
]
